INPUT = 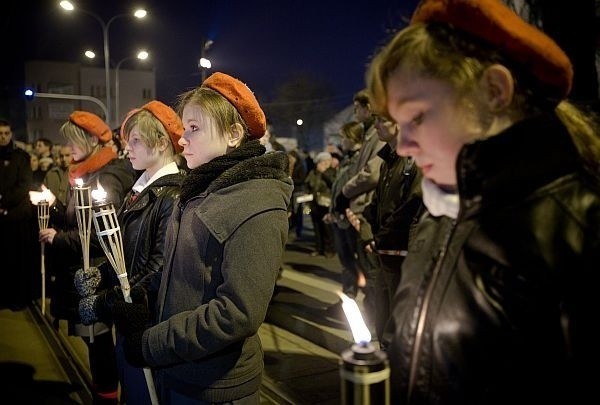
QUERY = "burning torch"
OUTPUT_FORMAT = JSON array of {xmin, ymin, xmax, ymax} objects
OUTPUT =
[
  {"xmin": 73, "ymin": 178, "xmax": 96, "ymax": 341},
  {"xmin": 338, "ymin": 292, "xmax": 390, "ymax": 405},
  {"xmin": 31, "ymin": 187, "xmax": 52, "ymax": 315},
  {"xmin": 91, "ymin": 182, "xmax": 159, "ymax": 405}
]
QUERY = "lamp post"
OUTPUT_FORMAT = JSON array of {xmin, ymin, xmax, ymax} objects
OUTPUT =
[
  {"xmin": 59, "ymin": 1, "xmax": 147, "ymax": 126},
  {"xmin": 115, "ymin": 50, "xmax": 149, "ymax": 125},
  {"xmin": 198, "ymin": 38, "xmax": 214, "ymax": 82}
]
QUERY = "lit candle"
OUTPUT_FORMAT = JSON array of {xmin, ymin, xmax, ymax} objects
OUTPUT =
[
  {"xmin": 91, "ymin": 182, "xmax": 108, "ymax": 205},
  {"xmin": 91, "ymin": 181, "xmax": 131, "ymax": 303},
  {"xmin": 36, "ymin": 189, "xmax": 51, "ymax": 316},
  {"xmin": 338, "ymin": 292, "xmax": 390, "ymax": 405}
]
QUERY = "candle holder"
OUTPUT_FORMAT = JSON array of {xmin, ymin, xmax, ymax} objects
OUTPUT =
[
  {"xmin": 37, "ymin": 199, "xmax": 50, "ymax": 315},
  {"xmin": 91, "ymin": 199, "xmax": 131, "ymax": 304},
  {"xmin": 338, "ymin": 292, "xmax": 390, "ymax": 405},
  {"xmin": 91, "ymin": 184, "xmax": 159, "ymax": 405},
  {"xmin": 74, "ymin": 179, "xmax": 93, "ymax": 272},
  {"xmin": 73, "ymin": 179, "xmax": 96, "ymax": 341}
]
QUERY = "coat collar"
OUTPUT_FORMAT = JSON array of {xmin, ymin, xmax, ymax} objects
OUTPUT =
[{"xmin": 457, "ymin": 113, "xmax": 580, "ymax": 215}]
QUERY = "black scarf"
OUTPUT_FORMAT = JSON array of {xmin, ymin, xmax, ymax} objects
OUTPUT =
[{"xmin": 179, "ymin": 140, "xmax": 267, "ymax": 205}]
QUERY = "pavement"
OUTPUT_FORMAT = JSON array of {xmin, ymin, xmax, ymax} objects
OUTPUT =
[
  {"xmin": 260, "ymin": 227, "xmax": 357, "ymax": 404},
  {"xmin": 0, "ymin": 215, "xmax": 361, "ymax": 404}
]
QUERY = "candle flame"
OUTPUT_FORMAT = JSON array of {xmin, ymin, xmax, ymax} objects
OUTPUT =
[
  {"xmin": 337, "ymin": 291, "xmax": 371, "ymax": 344},
  {"xmin": 75, "ymin": 178, "xmax": 84, "ymax": 187},
  {"xmin": 91, "ymin": 181, "xmax": 107, "ymax": 202}
]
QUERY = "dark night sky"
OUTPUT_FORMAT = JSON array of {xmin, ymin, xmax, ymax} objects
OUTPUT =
[{"xmin": 4, "ymin": 0, "xmax": 418, "ymax": 109}]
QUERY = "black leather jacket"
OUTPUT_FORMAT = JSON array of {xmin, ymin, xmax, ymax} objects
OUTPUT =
[
  {"xmin": 115, "ymin": 172, "xmax": 184, "ymax": 298},
  {"xmin": 390, "ymin": 114, "xmax": 600, "ymax": 404}
]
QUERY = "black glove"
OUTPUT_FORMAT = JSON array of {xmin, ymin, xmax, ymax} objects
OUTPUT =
[
  {"xmin": 334, "ymin": 193, "xmax": 350, "ymax": 215},
  {"xmin": 74, "ymin": 266, "xmax": 102, "ymax": 298},
  {"xmin": 78, "ymin": 286, "xmax": 123, "ymax": 325},
  {"xmin": 112, "ymin": 299, "xmax": 150, "ymax": 368}
]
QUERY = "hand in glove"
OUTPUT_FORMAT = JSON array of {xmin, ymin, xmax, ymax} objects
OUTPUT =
[
  {"xmin": 74, "ymin": 266, "xmax": 102, "ymax": 298},
  {"xmin": 78, "ymin": 286, "xmax": 123, "ymax": 325},
  {"xmin": 111, "ymin": 290, "xmax": 150, "ymax": 368}
]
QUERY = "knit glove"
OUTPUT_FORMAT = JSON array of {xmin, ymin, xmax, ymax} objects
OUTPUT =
[
  {"xmin": 78, "ymin": 286, "xmax": 123, "ymax": 325},
  {"xmin": 111, "ymin": 291, "xmax": 150, "ymax": 368},
  {"xmin": 74, "ymin": 266, "xmax": 102, "ymax": 298}
]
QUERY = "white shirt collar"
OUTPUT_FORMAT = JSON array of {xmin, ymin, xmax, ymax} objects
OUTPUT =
[
  {"xmin": 131, "ymin": 161, "xmax": 179, "ymax": 194},
  {"xmin": 421, "ymin": 177, "xmax": 460, "ymax": 219}
]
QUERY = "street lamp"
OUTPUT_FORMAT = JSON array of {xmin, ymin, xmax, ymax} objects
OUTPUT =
[
  {"xmin": 198, "ymin": 39, "xmax": 214, "ymax": 82},
  {"xmin": 115, "ymin": 50, "xmax": 150, "ymax": 125},
  {"xmin": 59, "ymin": 1, "xmax": 147, "ymax": 126}
]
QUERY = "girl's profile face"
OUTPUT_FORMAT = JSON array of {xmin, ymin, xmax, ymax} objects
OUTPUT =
[
  {"xmin": 68, "ymin": 140, "xmax": 88, "ymax": 163},
  {"xmin": 179, "ymin": 104, "xmax": 229, "ymax": 170},
  {"xmin": 387, "ymin": 71, "xmax": 482, "ymax": 189},
  {"xmin": 125, "ymin": 125, "xmax": 161, "ymax": 172}
]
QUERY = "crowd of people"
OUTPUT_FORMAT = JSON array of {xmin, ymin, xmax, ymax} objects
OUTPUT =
[{"xmin": 1, "ymin": 0, "xmax": 599, "ymax": 403}]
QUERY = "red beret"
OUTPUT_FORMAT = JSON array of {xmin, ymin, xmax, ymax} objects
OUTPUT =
[
  {"xmin": 120, "ymin": 100, "xmax": 184, "ymax": 154},
  {"xmin": 411, "ymin": 0, "xmax": 573, "ymax": 99},
  {"xmin": 202, "ymin": 72, "xmax": 266, "ymax": 139},
  {"xmin": 69, "ymin": 111, "xmax": 112, "ymax": 144}
]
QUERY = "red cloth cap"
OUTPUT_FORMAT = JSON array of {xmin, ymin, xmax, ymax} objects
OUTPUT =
[
  {"xmin": 411, "ymin": 0, "xmax": 573, "ymax": 99},
  {"xmin": 202, "ymin": 72, "xmax": 266, "ymax": 139},
  {"xmin": 69, "ymin": 111, "xmax": 112, "ymax": 144},
  {"xmin": 120, "ymin": 100, "xmax": 184, "ymax": 154}
]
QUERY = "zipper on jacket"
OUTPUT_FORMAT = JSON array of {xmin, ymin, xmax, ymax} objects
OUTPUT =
[{"xmin": 407, "ymin": 219, "xmax": 456, "ymax": 404}]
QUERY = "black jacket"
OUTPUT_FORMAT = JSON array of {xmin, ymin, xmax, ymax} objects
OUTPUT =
[
  {"xmin": 362, "ymin": 144, "xmax": 424, "ymax": 268},
  {"xmin": 389, "ymin": 114, "xmax": 600, "ymax": 404},
  {"xmin": 116, "ymin": 172, "xmax": 184, "ymax": 302}
]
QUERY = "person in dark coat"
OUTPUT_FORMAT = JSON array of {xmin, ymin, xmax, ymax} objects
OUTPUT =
[
  {"xmin": 367, "ymin": 0, "xmax": 600, "ymax": 403},
  {"xmin": 76, "ymin": 101, "xmax": 185, "ymax": 404},
  {"xmin": 0, "ymin": 119, "xmax": 35, "ymax": 310},
  {"xmin": 111, "ymin": 72, "xmax": 293, "ymax": 404},
  {"xmin": 304, "ymin": 151, "xmax": 336, "ymax": 256},
  {"xmin": 36, "ymin": 111, "xmax": 136, "ymax": 403},
  {"xmin": 347, "ymin": 115, "xmax": 424, "ymax": 348}
]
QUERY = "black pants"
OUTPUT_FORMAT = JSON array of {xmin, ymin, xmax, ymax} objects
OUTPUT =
[{"xmin": 85, "ymin": 331, "xmax": 119, "ymax": 404}]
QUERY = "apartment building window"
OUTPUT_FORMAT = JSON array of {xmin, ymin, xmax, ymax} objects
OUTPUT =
[{"xmin": 142, "ymin": 88, "xmax": 152, "ymax": 99}]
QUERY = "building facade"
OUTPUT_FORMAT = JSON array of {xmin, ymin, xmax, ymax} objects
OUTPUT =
[{"xmin": 25, "ymin": 60, "xmax": 155, "ymax": 145}]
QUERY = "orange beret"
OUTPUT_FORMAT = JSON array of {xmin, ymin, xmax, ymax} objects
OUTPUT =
[
  {"xmin": 69, "ymin": 111, "xmax": 112, "ymax": 144},
  {"xmin": 202, "ymin": 72, "xmax": 266, "ymax": 139},
  {"xmin": 120, "ymin": 100, "xmax": 184, "ymax": 154},
  {"xmin": 411, "ymin": 0, "xmax": 573, "ymax": 99}
]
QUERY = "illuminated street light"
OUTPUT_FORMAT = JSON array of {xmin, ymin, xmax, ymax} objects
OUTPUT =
[
  {"xmin": 115, "ymin": 50, "xmax": 150, "ymax": 125},
  {"xmin": 199, "ymin": 58, "xmax": 211, "ymax": 69},
  {"xmin": 199, "ymin": 38, "xmax": 213, "ymax": 82},
  {"xmin": 60, "ymin": 1, "xmax": 147, "ymax": 125},
  {"xmin": 84, "ymin": 50, "xmax": 96, "ymax": 59},
  {"xmin": 297, "ymin": 119, "xmax": 304, "ymax": 126}
]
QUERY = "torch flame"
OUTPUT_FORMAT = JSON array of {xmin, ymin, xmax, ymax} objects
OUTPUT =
[
  {"xmin": 337, "ymin": 291, "xmax": 371, "ymax": 344},
  {"xmin": 91, "ymin": 181, "xmax": 107, "ymax": 203},
  {"xmin": 75, "ymin": 178, "xmax": 84, "ymax": 187},
  {"xmin": 40, "ymin": 187, "xmax": 52, "ymax": 202}
]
